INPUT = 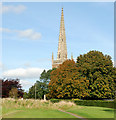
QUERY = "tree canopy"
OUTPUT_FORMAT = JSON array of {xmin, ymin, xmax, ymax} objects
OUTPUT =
[
  {"xmin": 48, "ymin": 60, "xmax": 89, "ymax": 99},
  {"xmin": 27, "ymin": 69, "xmax": 53, "ymax": 99},
  {"xmin": 2, "ymin": 78, "xmax": 23, "ymax": 98},
  {"xmin": 48, "ymin": 51, "xmax": 115, "ymax": 99},
  {"xmin": 76, "ymin": 50, "xmax": 115, "ymax": 99}
]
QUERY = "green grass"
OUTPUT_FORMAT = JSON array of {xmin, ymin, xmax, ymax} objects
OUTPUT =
[
  {"xmin": 0, "ymin": 106, "xmax": 1, "ymax": 117},
  {"xmin": 1, "ymin": 98, "xmax": 115, "ymax": 118},
  {"xmin": 3, "ymin": 108, "xmax": 76, "ymax": 118},
  {"xmin": 65, "ymin": 105, "xmax": 114, "ymax": 118},
  {"xmin": 2, "ymin": 99, "xmax": 76, "ymax": 118}
]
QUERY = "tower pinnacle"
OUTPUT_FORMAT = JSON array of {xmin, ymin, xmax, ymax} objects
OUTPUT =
[{"xmin": 71, "ymin": 53, "xmax": 73, "ymax": 60}]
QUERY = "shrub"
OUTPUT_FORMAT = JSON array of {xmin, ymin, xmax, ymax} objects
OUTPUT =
[
  {"xmin": 50, "ymin": 99, "xmax": 61, "ymax": 103},
  {"xmin": 50, "ymin": 99, "xmax": 114, "ymax": 108},
  {"xmin": 73, "ymin": 100, "xmax": 114, "ymax": 108},
  {"xmin": 53, "ymin": 101, "xmax": 76, "ymax": 110},
  {"xmin": 9, "ymin": 88, "xmax": 18, "ymax": 99}
]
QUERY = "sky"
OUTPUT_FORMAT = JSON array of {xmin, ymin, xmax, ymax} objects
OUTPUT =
[{"xmin": 0, "ymin": 2, "xmax": 114, "ymax": 91}]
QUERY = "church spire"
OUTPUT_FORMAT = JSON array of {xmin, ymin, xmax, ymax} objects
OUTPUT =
[
  {"xmin": 57, "ymin": 8, "xmax": 67, "ymax": 61},
  {"xmin": 52, "ymin": 8, "xmax": 68, "ymax": 68}
]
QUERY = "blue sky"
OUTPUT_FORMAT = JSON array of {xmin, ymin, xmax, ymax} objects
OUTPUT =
[{"xmin": 1, "ymin": 2, "xmax": 114, "ymax": 91}]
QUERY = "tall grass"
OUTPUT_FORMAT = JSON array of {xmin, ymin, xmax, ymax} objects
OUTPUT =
[
  {"xmin": 2, "ymin": 98, "xmax": 76, "ymax": 110},
  {"xmin": 53, "ymin": 101, "xmax": 76, "ymax": 110}
]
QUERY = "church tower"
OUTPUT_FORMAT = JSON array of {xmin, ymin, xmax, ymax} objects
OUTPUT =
[{"xmin": 52, "ymin": 8, "xmax": 67, "ymax": 68}]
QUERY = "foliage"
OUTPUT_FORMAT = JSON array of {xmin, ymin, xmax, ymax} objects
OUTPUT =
[
  {"xmin": 50, "ymin": 98, "xmax": 114, "ymax": 108},
  {"xmin": 23, "ymin": 92, "xmax": 29, "ymax": 99},
  {"xmin": 73, "ymin": 100, "xmax": 114, "ymax": 108},
  {"xmin": 48, "ymin": 60, "xmax": 89, "ymax": 99},
  {"xmin": 50, "ymin": 99, "xmax": 62, "ymax": 103},
  {"xmin": 48, "ymin": 51, "xmax": 115, "ymax": 99},
  {"xmin": 76, "ymin": 50, "xmax": 115, "ymax": 99},
  {"xmin": 9, "ymin": 88, "xmax": 18, "ymax": 98},
  {"xmin": 40, "ymin": 69, "xmax": 53, "ymax": 82},
  {"xmin": 28, "ymin": 81, "xmax": 46, "ymax": 99},
  {"xmin": 2, "ymin": 78, "xmax": 23, "ymax": 98},
  {"xmin": 28, "ymin": 69, "xmax": 53, "ymax": 99}
]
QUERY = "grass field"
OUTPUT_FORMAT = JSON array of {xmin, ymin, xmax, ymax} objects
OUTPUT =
[
  {"xmin": 66, "ymin": 105, "xmax": 114, "ymax": 118},
  {"xmin": 1, "ymin": 98, "xmax": 115, "ymax": 118},
  {"xmin": 3, "ymin": 108, "xmax": 76, "ymax": 118}
]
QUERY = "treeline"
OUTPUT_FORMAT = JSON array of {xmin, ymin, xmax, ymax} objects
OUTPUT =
[
  {"xmin": 1, "ymin": 50, "xmax": 116, "ymax": 100},
  {"xmin": 25, "ymin": 50, "xmax": 116, "ymax": 100},
  {"xmin": 48, "ymin": 51, "xmax": 115, "ymax": 99}
]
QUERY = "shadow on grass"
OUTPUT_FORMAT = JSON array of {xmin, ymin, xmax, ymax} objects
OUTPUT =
[{"xmin": 103, "ymin": 109, "xmax": 114, "ymax": 112}]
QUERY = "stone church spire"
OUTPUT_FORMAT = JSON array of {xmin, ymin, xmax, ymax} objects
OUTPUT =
[
  {"xmin": 52, "ymin": 8, "xmax": 68, "ymax": 68},
  {"xmin": 57, "ymin": 8, "xmax": 67, "ymax": 61}
]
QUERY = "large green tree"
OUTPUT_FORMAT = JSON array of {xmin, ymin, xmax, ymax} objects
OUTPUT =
[
  {"xmin": 48, "ymin": 60, "xmax": 89, "ymax": 99},
  {"xmin": 76, "ymin": 50, "xmax": 115, "ymax": 99},
  {"xmin": 48, "ymin": 51, "xmax": 115, "ymax": 99}
]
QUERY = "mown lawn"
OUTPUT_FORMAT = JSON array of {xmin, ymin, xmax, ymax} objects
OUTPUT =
[
  {"xmin": 66, "ymin": 105, "xmax": 114, "ymax": 118},
  {"xmin": 2, "ymin": 105, "xmax": 114, "ymax": 118},
  {"xmin": 3, "ymin": 108, "xmax": 76, "ymax": 118}
]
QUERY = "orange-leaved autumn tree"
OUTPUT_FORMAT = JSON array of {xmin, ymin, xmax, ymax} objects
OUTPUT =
[{"xmin": 48, "ymin": 60, "xmax": 89, "ymax": 99}]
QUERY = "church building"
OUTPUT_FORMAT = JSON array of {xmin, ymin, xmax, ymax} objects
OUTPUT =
[{"xmin": 52, "ymin": 8, "xmax": 72, "ymax": 68}]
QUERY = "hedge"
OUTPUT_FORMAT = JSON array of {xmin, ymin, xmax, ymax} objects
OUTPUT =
[
  {"xmin": 50, "ymin": 99, "xmax": 65, "ymax": 103},
  {"xmin": 50, "ymin": 99, "xmax": 115, "ymax": 108},
  {"xmin": 73, "ymin": 100, "xmax": 114, "ymax": 108}
]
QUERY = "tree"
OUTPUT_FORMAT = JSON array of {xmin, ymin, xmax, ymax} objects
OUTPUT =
[
  {"xmin": 48, "ymin": 51, "xmax": 115, "ymax": 99},
  {"xmin": 76, "ymin": 50, "xmax": 115, "ymax": 99},
  {"xmin": 9, "ymin": 88, "xmax": 18, "ymax": 98},
  {"xmin": 48, "ymin": 60, "xmax": 89, "ymax": 99},
  {"xmin": 2, "ymin": 78, "xmax": 23, "ymax": 98},
  {"xmin": 23, "ymin": 91, "xmax": 29, "ymax": 99},
  {"xmin": 28, "ymin": 69, "xmax": 54, "ymax": 99}
]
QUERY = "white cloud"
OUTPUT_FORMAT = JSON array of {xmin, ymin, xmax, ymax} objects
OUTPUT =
[
  {"xmin": 20, "ymin": 79, "xmax": 33, "ymax": 88},
  {"xmin": 0, "ymin": 28, "xmax": 11, "ymax": 33},
  {"xmin": 1, "ymin": 5, "xmax": 26, "ymax": 14},
  {"xmin": 0, "ymin": 28, "xmax": 42, "ymax": 40},
  {"xmin": 17, "ymin": 29, "xmax": 41, "ymax": 40},
  {"xmin": 2, "ymin": 67, "xmax": 44, "ymax": 79}
]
